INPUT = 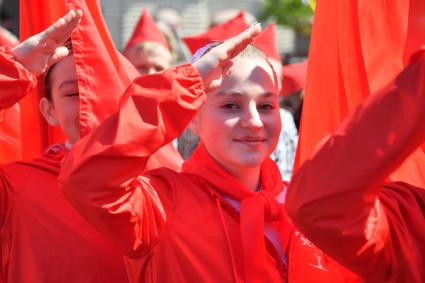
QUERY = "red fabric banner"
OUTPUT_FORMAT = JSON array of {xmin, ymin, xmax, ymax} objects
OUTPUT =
[
  {"xmin": 19, "ymin": 0, "xmax": 67, "ymax": 160},
  {"xmin": 296, "ymin": 0, "xmax": 425, "ymax": 187}
]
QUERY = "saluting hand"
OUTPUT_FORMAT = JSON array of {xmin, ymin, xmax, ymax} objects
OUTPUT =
[
  {"xmin": 11, "ymin": 9, "xmax": 83, "ymax": 77},
  {"xmin": 192, "ymin": 23, "xmax": 261, "ymax": 92}
]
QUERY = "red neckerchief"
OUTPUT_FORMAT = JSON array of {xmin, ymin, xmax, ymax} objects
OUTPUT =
[
  {"xmin": 16, "ymin": 144, "xmax": 69, "ymax": 175},
  {"xmin": 183, "ymin": 143, "xmax": 285, "ymax": 282}
]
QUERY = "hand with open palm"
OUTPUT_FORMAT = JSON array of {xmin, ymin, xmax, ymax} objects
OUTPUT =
[
  {"xmin": 192, "ymin": 23, "xmax": 261, "ymax": 92},
  {"xmin": 11, "ymin": 9, "xmax": 83, "ymax": 77}
]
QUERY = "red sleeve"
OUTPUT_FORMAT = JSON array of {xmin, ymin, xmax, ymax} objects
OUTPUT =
[
  {"xmin": 59, "ymin": 64, "xmax": 205, "ymax": 257},
  {"xmin": 285, "ymin": 50, "xmax": 425, "ymax": 281},
  {"xmin": 0, "ymin": 47, "xmax": 37, "ymax": 109},
  {"xmin": 379, "ymin": 182, "xmax": 425, "ymax": 282}
]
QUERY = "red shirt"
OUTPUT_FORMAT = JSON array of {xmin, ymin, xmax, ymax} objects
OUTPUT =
[
  {"xmin": 0, "ymin": 146, "xmax": 130, "ymax": 282},
  {"xmin": 60, "ymin": 64, "xmax": 358, "ymax": 282}
]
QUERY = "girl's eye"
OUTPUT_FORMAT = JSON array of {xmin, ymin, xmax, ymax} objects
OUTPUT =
[
  {"xmin": 65, "ymin": 92, "xmax": 79, "ymax": 97},
  {"xmin": 258, "ymin": 103, "xmax": 275, "ymax": 111},
  {"xmin": 154, "ymin": 66, "xmax": 165, "ymax": 72},
  {"xmin": 222, "ymin": 103, "xmax": 240, "ymax": 110}
]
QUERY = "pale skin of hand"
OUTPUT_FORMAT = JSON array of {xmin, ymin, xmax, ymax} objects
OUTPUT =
[
  {"xmin": 192, "ymin": 23, "xmax": 261, "ymax": 92},
  {"xmin": 11, "ymin": 9, "xmax": 83, "ymax": 77}
]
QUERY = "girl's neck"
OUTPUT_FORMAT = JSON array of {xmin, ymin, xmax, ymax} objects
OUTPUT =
[
  {"xmin": 223, "ymin": 163, "xmax": 261, "ymax": 192},
  {"xmin": 203, "ymin": 146, "xmax": 262, "ymax": 192}
]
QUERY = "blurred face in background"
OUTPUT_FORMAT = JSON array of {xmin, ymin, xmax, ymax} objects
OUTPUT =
[{"xmin": 124, "ymin": 41, "xmax": 172, "ymax": 75}]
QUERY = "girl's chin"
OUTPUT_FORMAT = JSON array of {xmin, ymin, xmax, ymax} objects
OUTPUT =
[
  {"xmin": 232, "ymin": 155, "xmax": 266, "ymax": 168},
  {"xmin": 210, "ymin": 147, "xmax": 268, "ymax": 169}
]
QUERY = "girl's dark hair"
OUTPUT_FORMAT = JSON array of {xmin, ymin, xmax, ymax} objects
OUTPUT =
[{"xmin": 43, "ymin": 40, "xmax": 73, "ymax": 101}]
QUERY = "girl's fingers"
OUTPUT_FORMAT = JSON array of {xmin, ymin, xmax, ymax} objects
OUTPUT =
[
  {"xmin": 59, "ymin": 10, "xmax": 83, "ymax": 41},
  {"xmin": 218, "ymin": 23, "xmax": 261, "ymax": 61},
  {"xmin": 221, "ymin": 60, "xmax": 234, "ymax": 77},
  {"xmin": 39, "ymin": 10, "xmax": 82, "ymax": 45},
  {"xmin": 41, "ymin": 11, "xmax": 73, "ymax": 40},
  {"xmin": 193, "ymin": 24, "xmax": 260, "ymax": 89}
]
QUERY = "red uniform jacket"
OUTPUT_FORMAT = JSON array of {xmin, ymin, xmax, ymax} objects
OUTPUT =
[
  {"xmin": 0, "ymin": 49, "xmax": 129, "ymax": 282},
  {"xmin": 286, "ymin": 50, "xmax": 425, "ymax": 282},
  {"xmin": 59, "ymin": 64, "xmax": 358, "ymax": 282},
  {"xmin": 0, "ymin": 47, "xmax": 36, "ymax": 110},
  {"xmin": 0, "ymin": 146, "xmax": 130, "ymax": 282}
]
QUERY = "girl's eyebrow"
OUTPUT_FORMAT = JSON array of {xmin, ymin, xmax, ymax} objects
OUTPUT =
[
  {"xmin": 215, "ymin": 90, "xmax": 277, "ymax": 98},
  {"xmin": 215, "ymin": 90, "xmax": 244, "ymax": 97},
  {"xmin": 58, "ymin": 80, "xmax": 77, "ymax": 90}
]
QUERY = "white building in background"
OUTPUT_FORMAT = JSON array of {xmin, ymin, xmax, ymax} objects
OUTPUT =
[{"xmin": 100, "ymin": 0, "xmax": 295, "ymax": 55}]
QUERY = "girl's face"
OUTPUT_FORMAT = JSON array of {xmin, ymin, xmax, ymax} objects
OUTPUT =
[
  {"xmin": 40, "ymin": 55, "xmax": 80, "ymax": 144},
  {"xmin": 192, "ymin": 57, "xmax": 281, "ymax": 173}
]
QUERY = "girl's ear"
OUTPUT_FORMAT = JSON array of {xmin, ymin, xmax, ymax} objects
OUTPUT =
[{"xmin": 39, "ymin": 97, "xmax": 58, "ymax": 126}]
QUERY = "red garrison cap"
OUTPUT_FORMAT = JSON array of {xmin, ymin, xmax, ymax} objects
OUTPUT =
[
  {"xmin": 124, "ymin": 9, "xmax": 169, "ymax": 53},
  {"xmin": 182, "ymin": 11, "xmax": 250, "ymax": 55},
  {"xmin": 281, "ymin": 60, "xmax": 308, "ymax": 96},
  {"xmin": 253, "ymin": 23, "xmax": 281, "ymax": 62}
]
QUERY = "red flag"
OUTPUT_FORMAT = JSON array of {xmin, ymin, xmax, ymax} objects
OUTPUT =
[
  {"xmin": 19, "ymin": 0, "xmax": 67, "ymax": 160},
  {"xmin": 18, "ymin": 0, "xmax": 138, "ymax": 157},
  {"xmin": 18, "ymin": 0, "xmax": 140, "ymax": 159},
  {"xmin": 65, "ymin": 0, "xmax": 182, "ymax": 170},
  {"xmin": 15, "ymin": 0, "xmax": 184, "ymax": 169},
  {"xmin": 65, "ymin": 0, "xmax": 139, "ymax": 137},
  {"xmin": 280, "ymin": 60, "xmax": 307, "ymax": 96},
  {"xmin": 296, "ymin": 0, "xmax": 425, "ymax": 187}
]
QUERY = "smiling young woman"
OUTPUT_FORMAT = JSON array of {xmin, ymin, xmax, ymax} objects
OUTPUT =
[
  {"xmin": 190, "ymin": 46, "xmax": 281, "ymax": 191},
  {"xmin": 58, "ymin": 25, "xmax": 356, "ymax": 283}
]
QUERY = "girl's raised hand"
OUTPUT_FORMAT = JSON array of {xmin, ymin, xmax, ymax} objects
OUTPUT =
[
  {"xmin": 11, "ymin": 9, "xmax": 83, "ymax": 76},
  {"xmin": 192, "ymin": 23, "xmax": 261, "ymax": 92}
]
